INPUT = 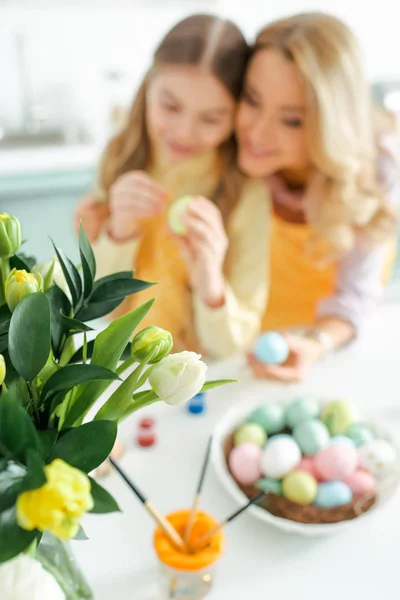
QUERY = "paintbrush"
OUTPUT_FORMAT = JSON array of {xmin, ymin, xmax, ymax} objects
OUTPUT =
[
  {"xmin": 184, "ymin": 436, "xmax": 213, "ymax": 544},
  {"xmin": 189, "ymin": 491, "xmax": 266, "ymax": 552},
  {"xmin": 108, "ymin": 456, "xmax": 186, "ymax": 551}
]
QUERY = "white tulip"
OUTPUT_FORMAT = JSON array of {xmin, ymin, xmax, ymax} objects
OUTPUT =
[
  {"xmin": 0, "ymin": 553, "xmax": 65, "ymax": 599},
  {"xmin": 149, "ymin": 351, "xmax": 207, "ymax": 406}
]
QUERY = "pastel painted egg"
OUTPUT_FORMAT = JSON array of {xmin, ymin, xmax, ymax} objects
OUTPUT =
[
  {"xmin": 314, "ymin": 443, "xmax": 358, "ymax": 481},
  {"xmin": 293, "ymin": 419, "xmax": 330, "ymax": 456},
  {"xmin": 285, "ymin": 396, "xmax": 321, "ymax": 429},
  {"xmin": 314, "ymin": 481, "xmax": 353, "ymax": 508},
  {"xmin": 322, "ymin": 400, "xmax": 355, "ymax": 435},
  {"xmin": 330, "ymin": 435, "xmax": 356, "ymax": 449},
  {"xmin": 344, "ymin": 470, "xmax": 377, "ymax": 497},
  {"xmin": 283, "ymin": 470, "xmax": 318, "ymax": 505},
  {"xmin": 168, "ymin": 195, "xmax": 194, "ymax": 235},
  {"xmin": 247, "ymin": 404, "xmax": 286, "ymax": 435},
  {"xmin": 254, "ymin": 332, "xmax": 289, "ymax": 365},
  {"xmin": 261, "ymin": 436, "xmax": 301, "ymax": 479},
  {"xmin": 255, "ymin": 477, "xmax": 283, "ymax": 495},
  {"xmin": 234, "ymin": 423, "xmax": 267, "ymax": 448},
  {"xmin": 359, "ymin": 440, "xmax": 397, "ymax": 479},
  {"xmin": 296, "ymin": 457, "xmax": 322, "ymax": 481},
  {"xmin": 346, "ymin": 424, "xmax": 374, "ymax": 448},
  {"xmin": 228, "ymin": 443, "xmax": 262, "ymax": 486}
]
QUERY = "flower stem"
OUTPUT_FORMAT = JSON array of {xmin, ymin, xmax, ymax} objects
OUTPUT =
[{"xmin": 0, "ymin": 257, "xmax": 10, "ymax": 305}]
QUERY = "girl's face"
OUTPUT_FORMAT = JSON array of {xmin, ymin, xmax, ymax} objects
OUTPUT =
[
  {"xmin": 146, "ymin": 65, "xmax": 235, "ymax": 161},
  {"xmin": 236, "ymin": 49, "xmax": 311, "ymax": 179}
]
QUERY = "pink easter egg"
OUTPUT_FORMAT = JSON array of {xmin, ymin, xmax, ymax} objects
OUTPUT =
[
  {"xmin": 314, "ymin": 443, "xmax": 359, "ymax": 481},
  {"xmin": 296, "ymin": 457, "xmax": 322, "ymax": 481},
  {"xmin": 344, "ymin": 470, "xmax": 377, "ymax": 497},
  {"xmin": 228, "ymin": 443, "xmax": 262, "ymax": 486}
]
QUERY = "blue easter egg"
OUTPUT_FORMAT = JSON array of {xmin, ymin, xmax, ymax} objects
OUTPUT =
[
  {"xmin": 314, "ymin": 481, "xmax": 353, "ymax": 508},
  {"xmin": 254, "ymin": 332, "xmax": 289, "ymax": 365},
  {"xmin": 247, "ymin": 404, "xmax": 286, "ymax": 435},
  {"xmin": 330, "ymin": 435, "xmax": 356, "ymax": 448},
  {"xmin": 255, "ymin": 477, "xmax": 283, "ymax": 495},
  {"xmin": 346, "ymin": 424, "xmax": 375, "ymax": 448},
  {"xmin": 293, "ymin": 419, "xmax": 330, "ymax": 456}
]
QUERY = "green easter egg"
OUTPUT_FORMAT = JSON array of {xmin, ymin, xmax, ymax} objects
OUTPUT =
[
  {"xmin": 234, "ymin": 423, "xmax": 267, "ymax": 448},
  {"xmin": 293, "ymin": 419, "xmax": 330, "ymax": 456},
  {"xmin": 247, "ymin": 404, "xmax": 286, "ymax": 435},
  {"xmin": 346, "ymin": 423, "xmax": 374, "ymax": 448},
  {"xmin": 285, "ymin": 397, "xmax": 321, "ymax": 429},
  {"xmin": 168, "ymin": 195, "xmax": 194, "ymax": 235},
  {"xmin": 322, "ymin": 400, "xmax": 355, "ymax": 435},
  {"xmin": 282, "ymin": 470, "xmax": 318, "ymax": 505},
  {"xmin": 255, "ymin": 477, "xmax": 282, "ymax": 495}
]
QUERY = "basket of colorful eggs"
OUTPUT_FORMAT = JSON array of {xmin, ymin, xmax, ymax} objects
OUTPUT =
[{"xmin": 212, "ymin": 396, "xmax": 400, "ymax": 535}]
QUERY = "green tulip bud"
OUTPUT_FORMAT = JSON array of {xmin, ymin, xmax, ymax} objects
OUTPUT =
[
  {"xmin": 5, "ymin": 269, "xmax": 43, "ymax": 312},
  {"xmin": 0, "ymin": 213, "xmax": 22, "ymax": 258},
  {"xmin": 130, "ymin": 326, "xmax": 173, "ymax": 364},
  {"xmin": 0, "ymin": 354, "xmax": 5, "ymax": 385}
]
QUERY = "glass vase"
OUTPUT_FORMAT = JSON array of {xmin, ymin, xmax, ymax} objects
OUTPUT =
[{"xmin": 36, "ymin": 532, "xmax": 93, "ymax": 600}]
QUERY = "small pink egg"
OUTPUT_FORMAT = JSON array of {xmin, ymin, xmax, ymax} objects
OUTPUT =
[
  {"xmin": 314, "ymin": 443, "xmax": 359, "ymax": 481},
  {"xmin": 344, "ymin": 470, "xmax": 377, "ymax": 497},
  {"xmin": 228, "ymin": 443, "xmax": 262, "ymax": 486},
  {"xmin": 296, "ymin": 457, "xmax": 323, "ymax": 481}
]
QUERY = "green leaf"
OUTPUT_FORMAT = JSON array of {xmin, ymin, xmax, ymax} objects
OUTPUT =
[
  {"xmin": 38, "ymin": 429, "xmax": 58, "ymax": 459},
  {"xmin": 0, "ymin": 333, "xmax": 8, "ymax": 353},
  {"xmin": 9, "ymin": 253, "xmax": 36, "ymax": 272},
  {"xmin": 0, "ymin": 304, "xmax": 11, "ymax": 335},
  {"xmin": 47, "ymin": 285, "xmax": 71, "ymax": 356},
  {"xmin": 47, "ymin": 420, "xmax": 117, "ymax": 473},
  {"xmin": 63, "ymin": 299, "xmax": 154, "ymax": 427},
  {"xmin": 90, "ymin": 277, "xmax": 153, "ymax": 304},
  {"xmin": 69, "ymin": 340, "xmax": 131, "ymax": 364},
  {"xmin": 89, "ymin": 477, "xmax": 121, "ymax": 513},
  {"xmin": 0, "ymin": 507, "xmax": 39, "ymax": 563},
  {"xmin": 73, "ymin": 525, "xmax": 89, "ymax": 541},
  {"xmin": 79, "ymin": 225, "xmax": 96, "ymax": 300},
  {"xmin": 200, "ymin": 379, "xmax": 238, "ymax": 393},
  {"xmin": 0, "ymin": 462, "xmax": 26, "ymax": 512},
  {"xmin": 24, "ymin": 449, "xmax": 47, "ymax": 491},
  {"xmin": 0, "ymin": 390, "xmax": 41, "ymax": 462},
  {"xmin": 59, "ymin": 313, "xmax": 94, "ymax": 333},
  {"xmin": 51, "ymin": 241, "xmax": 82, "ymax": 308},
  {"xmin": 92, "ymin": 271, "xmax": 134, "ymax": 291},
  {"xmin": 76, "ymin": 298, "xmax": 124, "ymax": 322},
  {"xmin": 95, "ymin": 364, "xmax": 145, "ymax": 422},
  {"xmin": 42, "ymin": 364, "xmax": 120, "ymax": 405},
  {"xmin": 8, "ymin": 293, "xmax": 51, "ymax": 382}
]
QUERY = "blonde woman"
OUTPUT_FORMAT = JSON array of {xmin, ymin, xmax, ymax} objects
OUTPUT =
[
  {"xmin": 236, "ymin": 12, "xmax": 399, "ymax": 381},
  {"xmin": 75, "ymin": 15, "xmax": 270, "ymax": 358}
]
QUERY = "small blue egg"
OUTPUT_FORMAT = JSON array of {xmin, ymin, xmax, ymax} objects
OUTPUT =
[
  {"xmin": 247, "ymin": 404, "xmax": 286, "ymax": 435},
  {"xmin": 254, "ymin": 332, "xmax": 289, "ymax": 365},
  {"xmin": 314, "ymin": 481, "xmax": 352, "ymax": 508},
  {"xmin": 293, "ymin": 419, "xmax": 330, "ymax": 456},
  {"xmin": 330, "ymin": 435, "xmax": 356, "ymax": 448},
  {"xmin": 346, "ymin": 423, "xmax": 375, "ymax": 448},
  {"xmin": 255, "ymin": 477, "xmax": 283, "ymax": 495}
]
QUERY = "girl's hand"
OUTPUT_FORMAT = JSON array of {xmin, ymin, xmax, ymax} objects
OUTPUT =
[
  {"xmin": 178, "ymin": 197, "xmax": 228, "ymax": 306},
  {"xmin": 109, "ymin": 171, "xmax": 167, "ymax": 240},
  {"xmin": 247, "ymin": 333, "xmax": 325, "ymax": 382},
  {"xmin": 74, "ymin": 196, "xmax": 109, "ymax": 243}
]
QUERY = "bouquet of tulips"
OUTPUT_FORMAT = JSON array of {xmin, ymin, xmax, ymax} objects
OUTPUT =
[{"xmin": 0, "ymin": 213, "xmax": 232, "ymax": 599}]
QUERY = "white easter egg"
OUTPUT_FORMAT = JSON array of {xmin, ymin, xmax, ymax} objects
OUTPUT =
[
  {"xmin": 359, "ymin": 439, "xmax": 397, "ymax": 479},
  {"xmin": 261, "ymin": 436, "xmax": 301, "ymax": 479}
]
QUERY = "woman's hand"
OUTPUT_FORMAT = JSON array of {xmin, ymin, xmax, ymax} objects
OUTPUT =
[
  {"xmin": 74, "ymin": 196, "xmax": 109, "ymax": 243},
  {"xmin": 178, "ymin": 196, "xmax": 228, "ymax": 307},
  {"xmin": 247, "ymin": 333, "xmax": 325, "ymax": 382},
  {"xmin": 109, "ymin": 171, "xmax": 167, "ymax": 240}
]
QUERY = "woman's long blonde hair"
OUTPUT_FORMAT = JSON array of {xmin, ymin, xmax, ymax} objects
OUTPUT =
[
  {"xmin": 100, "ymin": 14, "xmax": 249, "ymax": 221},
  {"xmin": 255, "ymin": 12, "xmax": 397, "ymax": 256}
]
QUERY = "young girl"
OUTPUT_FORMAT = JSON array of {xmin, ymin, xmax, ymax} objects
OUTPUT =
[
  {"xmin": 76, "ymin": 14, "xmax": 270, "ymax": 358},
  {"xmin": 235, "ymin": 12, "xmax": 399, "ymax": 381}
]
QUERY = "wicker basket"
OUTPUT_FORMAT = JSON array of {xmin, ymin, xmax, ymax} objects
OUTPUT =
[{"xmin": 224, "ymin": 433, "xmax": 376, "ymax": 525}]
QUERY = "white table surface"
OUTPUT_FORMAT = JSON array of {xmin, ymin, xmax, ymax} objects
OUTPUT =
[{"xmin": 73, "ymin": 301, "xmax": 400, "ymax": 600}]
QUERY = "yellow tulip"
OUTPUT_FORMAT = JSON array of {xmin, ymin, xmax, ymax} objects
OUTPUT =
[
  {"xmin": 16, "ymin": 459, "xmax": 93, "ymax": 540},
  {"xmin": 0, "ymin": 354, "xmax": 5, "ymax": 385},
  {"xmin": 5, "ymin": 268, "xmax": 43, "ymax": 312},
  {"xmin": 0, "ymin": 213, "xmax": 22, "ymax": 258}
]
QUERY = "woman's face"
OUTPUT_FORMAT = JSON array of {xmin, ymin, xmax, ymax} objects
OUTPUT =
[
  {"xmin": 146, "ymin": 65, "xmax": 235, "ymax": 161},
  {"xmin": 236, "ymin": 49, "xmax": 311, "ymax": 179}
]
